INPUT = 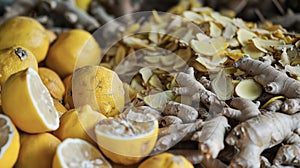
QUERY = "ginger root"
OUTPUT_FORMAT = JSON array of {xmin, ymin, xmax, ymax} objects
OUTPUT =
[
  {"xmin": 163, "ymin": 101, "xmax": 198, "ymax": 123},
  {"xmin": 234, "ymin": 56, "xmax": 300, "ymax": 98},
  {"xmin": 223, "ymin": 97, "xmax": 261, "ymax": 122},
  {"xmin": 191, "ymin": 115, "xmax": 230, "ymax": 159},
  {"xmin": 273, "ymin": 144, "xmax": 300, "ymax": 166},
  {"xmin": 159, "ymin": 116, "xmax": 183, "ymax": 127},
  {"xmin": 226, "ymin": 112, "xmax": 300, "ymax": 167},
  {"xmin": 173, "ymin": 67, "xmax": 225, "ymax": 109},
  {"xmin": 281, "ymin": 98, "xmax": 300, "ymax": 114}
]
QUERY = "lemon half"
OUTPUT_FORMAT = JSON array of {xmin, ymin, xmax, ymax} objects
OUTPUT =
[
  {"xmin": 52, "ymin": 138, "xmax": 111, "ymax": 168},
  {"xmin": 2, "ymin": 68, "xmax": 59, "ymax": 133},
  {"xmin": 0, "ymin": 114, "xmax": 20, "ymax": 167}
]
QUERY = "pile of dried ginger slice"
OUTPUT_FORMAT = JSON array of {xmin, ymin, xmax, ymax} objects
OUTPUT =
[{"xmin": 99, "ymin": 2, "xmax": 300, "ymax": 168}]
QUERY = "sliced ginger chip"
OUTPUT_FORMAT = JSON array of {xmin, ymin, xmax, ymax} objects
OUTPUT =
[{"xmin": 235, "ymin": 79, "xmax": 263, "ymax": 100}]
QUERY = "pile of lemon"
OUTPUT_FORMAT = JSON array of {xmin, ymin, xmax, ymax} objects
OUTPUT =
[{"xmin": 0, "ymin": 16, "xmax": 194, "ymax": 168}]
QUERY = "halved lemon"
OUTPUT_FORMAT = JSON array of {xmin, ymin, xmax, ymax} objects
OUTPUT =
[
  {"xmin": 52, "ymin": 138, "xmax": 111, "ymax": 168},
  {"xmin": 95, "ymin": 110, "xmax": 159, "ymax": 165},
  {"xmin": 0, "ymin": 114, "xmax": 20, "ymax": 167},
  {"xmin": 1, "ymin": 68, "xmax": 59, "ymax": 133}
]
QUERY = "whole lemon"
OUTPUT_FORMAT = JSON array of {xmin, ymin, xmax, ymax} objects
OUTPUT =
[
  {"xmin": 45, "ymin": 29, "xmax": 101, "ymax": 78},
  {"xmin": 0, "ymin": 46, "xmax": 38, "ymax": 85},
  {"xmin": 0, "ymin": 16, "xmax": 49, "ymax": 62},
  {"xmin": 14, "ymin": 133, "xmax": 61, "ymax": 168}
]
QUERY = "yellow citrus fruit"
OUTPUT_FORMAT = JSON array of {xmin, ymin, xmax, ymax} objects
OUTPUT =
[
  {"xmin": 53, "ymin": 104, "xmax": 107, "ymax": 146},
  {"xmin": 0, "ymin": 16, "xmax": 49, "ymax": 62},
  {"xmin": 72, "ymin": 65, "xmax": 125, "ymax": 117},
  {"xmin": 53, "ymin": 99, "xmax": 68, "ymax": 117},
  {"xmin": 138, "ymin": 153, "xmax": 194, "ymax": 168},
  {"xmin": 95, "ymin": 111, "xmax": 158, "ymax": 165},
  {"xmin": 0, "ymin": 114, "xmax": 20, "ymax": 167},
  {"xmin": 62, "ymin": 74, "xmax": 73, "ymax": 110},
  {"xmin": 45, "ymin": 29, "xmax": 101, "ymax": 77},
  {"xmin": 75, "ymin": 0, "xmax": 92, "ymax": 11},
  {"xmin": 38, "ymin": 67, "xmax": 65, "ymax": 100},
  {"xmin": 0, "ymin": 46, "xmax": 38, "ymax": 85},
  {"xmin": 15, "ymin": 133, "xmax": 61, "ymax": 168},
  {"xmin": 52, "ymin": 138, "xmax": 112, "ymax": 168},
  {"xmin": 1, "ymin": 68, "xmax": 60, "ymax": 133}
]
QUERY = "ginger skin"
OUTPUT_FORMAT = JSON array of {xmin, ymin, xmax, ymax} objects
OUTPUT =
[
  {"xmin": 281, "ymin": 98, "xmax": 300, "ymax": 114},
  {"xmin": 223, "ymin": 97, "xmax": 261, "ymax": 122},
  {"xmin": 234, "ymin": 56, "xmax": 300, "ymax": 98},
  {"xmin": 163, "ymin": 101, "xmax": 198, "ymax": 123},
  {"xmin": 192, "ymin": 115, "xmax": 230, "ymax": 159},
  {"xmin": 226, "ymin": 112, "xmax": 300, "ymax": 168},
  {"xmin": 273, "ymin": 144, "xmax": 300, "ymax": 166}
]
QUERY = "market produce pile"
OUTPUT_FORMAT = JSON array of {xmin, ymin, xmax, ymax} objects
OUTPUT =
[{"xmin": 0, "ymin": 0, "xmax": 300, "ymax": 168}]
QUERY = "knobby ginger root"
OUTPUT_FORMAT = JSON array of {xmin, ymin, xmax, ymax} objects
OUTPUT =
[
  {"xmin": 173, "ymin": 67, "xmax": 225, "ymax": 109},
  {"xmin": 273, "ymin": 144, "xmax": 300, "ymax": 166},
  {"xmin": 226, "ymin": 112, "xmax": 300, "ymax": 168},
  {"xmin": 159, "ymin": 116, "xmax": 183, "ymax": 127},
  {"xmin": 234, "ymin": 56, "xmax": 300, "ymax": 98},
  {"xmin": 281, "ymin": 98, "xmax": 300, "ymax": 114},
  {"xmin": 191, "ymin": 115, "xmax": 230, "ymax": 159},
  {"xmin": 151, "ymin": 120, "xmax": 203, "ymax": 155},
  {"xmin": 223, "ymin": 97, "xmax": 261, "ymax": 122},
  {"xmin": 163, "ymin": 101, "xmax": 198, "ymax": 123},
  {"xmin": 264, "ymin": 99, "xmax": 283, "ymax": 112}
]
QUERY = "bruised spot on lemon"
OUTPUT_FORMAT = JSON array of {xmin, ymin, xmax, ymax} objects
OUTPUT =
[
  {"xmin": 0, "ymin": 46, "xmax": 38, "ymax": 85},
  {"xmin": 1, "ymin": 68, "xmax": 59, "ymax": 133}
]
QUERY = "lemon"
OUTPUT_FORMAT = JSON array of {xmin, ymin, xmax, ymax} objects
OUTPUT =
[
  {"xmin": 95, "ymin": 111, "xmax": 158, "ymax": 165},
  {"xmin": 0, "ymin": 16, "xmax": 49, "ymax": 62},
  {"xmin": 15, "ymin": 133, "xmax": 61, "ymax": 168},
  {"xmin": 1, "ymin": 68, "xmax": 60, "ymax": 133},
  {"xmin": 75, "ymin": 0, "xmax": 92, "ymax": 11},
  {"xmin": 53, "ymin": 99, "xmax": 68, "ymax": 116},
  {"xmin": 62, "ymin": 74, "xmax": 73, "ymax": 110},
  {"xmin": 45, "ymin": 29, "xmax": 101, "ymax": 77},
  {"xmin": 72, "ymin": 65, "xmax": 125, "ymax": 117},
  {"xmin": 52, "ymin": 138, "xmax": 111, "ymax": 168},
  {"xmin": 53, "ymin": 104, "xmax": 107, "ymax": 146},
  {"xmin": 138, "ymin": 153, "xmax": 194, "ymax": 168},
  {"xmin": 38, "ymin": 67, "xmax": 65, "ymax": 100},
  {"xmin": 0, "ymin": 114, "xmax": 20, "ymax": 167},
  {"xmin": 0, "ymin": 46, "xmax": 38, "ymax": 85}
]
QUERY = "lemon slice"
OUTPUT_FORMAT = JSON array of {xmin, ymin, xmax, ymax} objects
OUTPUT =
[
  {"xmin": 2, "ymin": 68, "xmax": 59, "ymax": 133},
  {"xmin": 191, "ymin": 37, "xmax": 229, "ymax": 56},
  {"xmin": 0, "ymin": 114, "xmax": 20, "ymax": 167},
  {"xmin": 95, "ymin": 110, "xmax": 159, "ymax": 165},
  {"xmin": 52, "ymin": 138, "xmax": 111, "ymax": 168}
]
